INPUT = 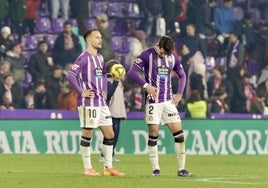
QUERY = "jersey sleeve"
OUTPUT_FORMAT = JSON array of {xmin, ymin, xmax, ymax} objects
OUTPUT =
[
  {"xmin": 173, "ymin": 54, "xmax": 186, "ymax": 94},
  {"xmin": 67, "ymin": 56, "xmax": 84, "ymax": 95},
  {"xmin": 127, "ymin": 51, "xmax": 147, "ymax": 87}
]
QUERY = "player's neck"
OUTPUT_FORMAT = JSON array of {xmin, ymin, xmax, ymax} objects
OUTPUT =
[{"xmin": 86, "ymin": 46, "xmax": 98, "ymax": 56}]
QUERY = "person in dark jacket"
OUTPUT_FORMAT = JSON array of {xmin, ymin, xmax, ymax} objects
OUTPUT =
[
  {"xmin": 53, "ymin": 21, "xmax": 82, "ymax": 68},
  {"xmin": 0, "ymin": 0, "xmax": 9, "ymax": 28},
  {"xmin": 0, "ymin": 74, "xmax": 23, "ymax": 110},
  {"xmin": 34, "ymin": 81, "xmax": 56, "ymax": 109},
  {"xmin": 28, "ymin": 40, "xmax": 54, "ymax": 83}
]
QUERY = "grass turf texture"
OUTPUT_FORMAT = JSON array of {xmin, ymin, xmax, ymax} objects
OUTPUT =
[{"xmin": 0, "ymin": 154, "xmax": 268, "ymax": 188}]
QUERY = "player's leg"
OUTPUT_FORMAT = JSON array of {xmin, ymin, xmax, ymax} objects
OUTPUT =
[
  {"xmin": 81, "ymin": 128, "xmax": 99, "ymax": 176},
  {"xmin": 145, "ymin": 103, "xmax": 162, "ymax": 176},
  {"xmin": 167, "ymin": 122, "xmax": 194, "ymax": 177},
  {"xmin": 112, "ymin": 118, "xmax": 121, "ymax": 161},
  {"xmin": 164, "ymin": 102, "xmax": 193, "ymax": 177},
  {"xmin": 78, "ymin": 106, "xmax": 99, "ymax": 176},
  {"xmin": 148, "ymin": 124, "xmax": 161, "ymax": 176},
  {"xmin": 99, "ymin": 106, "xmax": 125, "ymax": 176}
]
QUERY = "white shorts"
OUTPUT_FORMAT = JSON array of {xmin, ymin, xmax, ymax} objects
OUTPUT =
[
  {"xmin": 78, "ymin": 106, "xmax": 112, "ymax": 128},
  {"xmin": 145, "ymin": 101, "xmax": 181, "ymax": 125}
]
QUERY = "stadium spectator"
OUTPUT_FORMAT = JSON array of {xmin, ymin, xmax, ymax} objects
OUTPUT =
[
  {"xmin": 180, "ymin": 24, "xmax": 207, "ymax": 75},
  {"xmin": 250, "ymin": 88, "xmax": 268, "ymax": 115},
  {"xmin": 0, "ymin": 0, "xmax": 9, "ymax": 28},
  {"xmin": 46, "ymin": 65, "xmax": 66, "ymax": 104},
  {"xmin": 96, "ymin": 13, "xmax": 115, "ymax": 62},
  {"xmin": 257, "ymin": 65, "xmax": 268, "ymax": 94},
  {"xmin": 8, "ymin": 0, "xmax": 26, "ymax": 41},
  {"xmin": 67, "ymin": 29, "xmax": 125, "ymax": 176},
  {"xmin": 50, "ymin": 0, "xmax": 70, "ymax": 21},
  {"xmin": 125, "ymin": 29, "xmax": 147, "ymax": 70},
  {"xmin": 23, "ymin": 89, "xmax": 35, "ymax": 109},
  {"xmin": 200, "ymin": 0, "xmax": 217, "ymax": 39},
  {"xmin": 0, "ymin": 26, "xmax": 13, "ymax": 60},
  {"xmin": 161, "ymin": 0, "xmax": 180, "ymax": 36},
  {"xmin": 28, "ymin": 40, "xmax": 54, "ymax": 84},
  {"xmin": 132, "ymin": 84, "xmax": 144, "ymax": 111},
  {"xmin": 34, "ymin": 81, "xmax": 56, "ymax": 109},
  {"xmin": 226, "ymin": 32, "xmax": 245, "ymax": 83},
  {"xmin": 0, "ymin": 74, "xmax": 23, "ymax": 110},
  {"xmin": 53, "ymin": 21, "xmax": 82, "ymax": 68},
  {"xmin": 136, "ymin": 0, "xmax": 164, "ymax": 45},
  {"xmin": 0, "ymin": 61, "xmax": 12, "ymax": 85},
  {"xmin": 127, "ymin": 36, "xmax": 193, "ymax": 177},
  {"xmin": 123, "ymin": 85, "xmax": 134, "ymax": 113},
  {"xmin": 57, "ymin": 80, "xmax": 77, "ymax": 110},
  {"xmin": 185, "ymin": 90, "xmax": 209, "ymax": 118},
  {"xmin": 210, "ymin": 87, "xmax": 229, "ymax": 113},
  {"xmin": 233, "ymin": 12, "xmax": 256, "ymax": 56},
  {"xmin": 207, "ymin": 65, "xmax": 233, "ymax": 108},
  {"xmin": 231, "ymin": 71, "xmax": 254, "ymax": 113},
  {"xmin": 213, "ymin": 0, "xmax": 235, "ymax": 55},
  {"xmin": 23, "ymin": 0, "xmax": 41, "ymax": 35},
  {"xmin": 5, "ymin": 42, "xmax": 25, "ymax": 85},
  {"xmin": 100, "ymin": 59, "xmax": 127, "ymax": 162}
]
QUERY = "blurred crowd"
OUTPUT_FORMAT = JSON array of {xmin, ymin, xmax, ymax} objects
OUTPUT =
[{"xmin": 1, "ymin": 0, "xmax": 268, "ymax": 117}]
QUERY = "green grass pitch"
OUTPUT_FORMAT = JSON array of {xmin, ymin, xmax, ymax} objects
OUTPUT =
[{"xmin": 1, "ymin": 154, "xmax": 268, "ymax": 188}]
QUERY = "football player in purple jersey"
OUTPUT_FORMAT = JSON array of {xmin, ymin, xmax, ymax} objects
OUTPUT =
[
  {"xmin": 67, "ymin": 29, "xmax": 125, "ymax": 177},
  {"xmin": 128, "ymin": 36, "xmax": 193, "ymax": 177}
]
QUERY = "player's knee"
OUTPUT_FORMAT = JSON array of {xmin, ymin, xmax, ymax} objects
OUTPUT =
[
  {"xmin": 103, "ymin": 138, "xmax": 114, "ymax": 146},
  {"xmin": 173, "ymin": 130, "xmax": 184, "ymax": 143},
  {"xmin": 80, "ymin": 136, "xmax": 91, "ymax": 147},
  {"xmin": 148, "ymin": 135, "xmax": 158, "ymax": 146}
]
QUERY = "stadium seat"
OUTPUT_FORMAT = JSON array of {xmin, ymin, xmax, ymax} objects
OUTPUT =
[
  {"xmin": 36, "ymin": 17, "xmax": 51, "ymax": 33},
  {"xmin": 111, "ymin": 36, "xmax": 123, "ymax": 52},
  {"xmin": 121, "ymin": 36, "xmax": 133, "ymax": 53},
  {"xmin": 44, "ymin": 34, "xmax": 58, "ymax": 50},
  {"xmin": 50, "ymin": 18, "xmax": 65, "ymax": 34},
  {"xmin": 91, "ymin": 1, "xmax": 106, "ymax": 17},
  {"xmin": 107, "ymin": 2, "xmax": 124, "ymax": 18},
  {"xmin": 247, "ymin": 59, "xmax": 260, "ymax": 75},
  {"xmin": 85, "ymin": 19, "xmax": 97, "ymax": 29},
  {"xmin": 123, "ymin": 3, "xmax": 141, "ymax": 18},
  {"xmin": 22, "ymin": 34, "xmax": 42, "ymax": 50}
]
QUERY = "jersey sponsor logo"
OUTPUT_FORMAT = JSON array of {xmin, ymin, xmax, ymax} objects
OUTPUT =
[
  {"xmin": 94, "ymin": 66, "xmax": 103, "ymax": 78},
  {"xmin": 157, "ymin": 65, "xmax": 170, "ymax": 78},
  {"xmin": 71, "ymin": 64, "xmax": 79, "ymax": 70},
  {"xmin": 135, "ymin": 58, "xmax": 142, "ymax": 64}
]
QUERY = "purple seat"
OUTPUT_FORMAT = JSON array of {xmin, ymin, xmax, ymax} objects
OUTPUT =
[
  {"xmin": 121, "ymin": 36, "xmax": 133, "ymax": 53},
  {"xmin": 50, "ymin": 18, "xmax": 65, "ymax": 34},
  {"xmin": 22, "ymin": 35, "xmax": 40, "ymax": 50},
  {"xmin": 85, "ymin": 19, "xmax": 96, "ymax": 29},
  {"xmin": 37, "ymin": 0, "xmax": 50, "ymax": 17},
  {"xmin": 247, "ymin": 59, "xmax": 260, "ymax": 75},
  {"xmin": 110, "ymin": 19, "xmax": 129, "ymax": 35},
  {"xmin": 111, "ymin": 36, "xmax": 123, "ymax": 52},
  {"xmin": 215, "ymin": 57, "xmax": 227, "ymax": 71},
  {"xmin": 107, "ymin": 2, "xmax": 123, "ymax": 17},
  {"xmin": 36, "ymin": 17, "xmax": 51, "ymax": 33},
  {"xmin": 44, "ymin": 34, "xmax": 58, "ymax": 50},
  {"xmin": 124, "ymin": 3, "xmax": 141, "ymax": 18},
  {"xmin": 23, "ymin": 70, "xmax": 33, "ymax": 90},
  {"xmin": 91, "ymin": 2, "xmax": 106, "ymax": 17}
]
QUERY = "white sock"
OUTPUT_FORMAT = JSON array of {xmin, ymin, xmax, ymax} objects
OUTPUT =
[
  {"xmin": 80, "ymin": 145, "xmax": 92, "ymax": 169},
  {"xmin": 103, "ymin": 144, "xmax": 113, "ymax": 169},
  {"xmin": 174, "ymin": 142, "xmax": 186, "ymax": 171},
  {"xmin": 148, "ymin": 145, "xmax": 160, "ymax": 170}
]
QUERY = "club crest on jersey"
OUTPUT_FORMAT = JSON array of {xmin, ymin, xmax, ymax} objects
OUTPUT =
[
  {"xmin": 94, "ymin": 67, "xmax": 103, "ymax": 78},
  {"xmin": 71, "ymin": 64, "xmax": 79, "ymax": 70},
  {"xmin": 157, "ymin": 65, "xmax": 170, "ymax": 78},
  {"xmin": 135, "ymin": 58, "xmax": 142, "ymax": 64}
]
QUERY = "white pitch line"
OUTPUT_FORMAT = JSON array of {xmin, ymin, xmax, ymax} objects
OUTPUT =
[{"xmin": 194, "ymin": 177, "xmax": 268, "ymax": 185}]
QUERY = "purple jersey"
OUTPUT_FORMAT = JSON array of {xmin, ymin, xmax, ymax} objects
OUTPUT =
[
  {"xmin": 128, "ymin": 47, "xmax": 186, "ymax": 103},
  {"xmin": 67, "ymin": 51, "xmax": 107, "ymax": 107}
]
